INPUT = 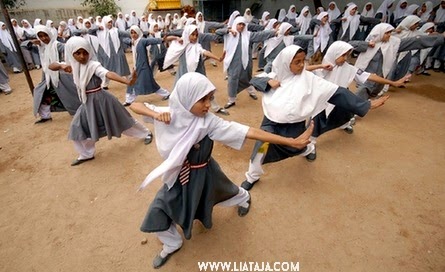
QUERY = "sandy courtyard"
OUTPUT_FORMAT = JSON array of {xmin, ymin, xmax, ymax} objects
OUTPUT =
[{"xmin": 0, "ymin": 44, "xmax": 444, "ymax": 272}]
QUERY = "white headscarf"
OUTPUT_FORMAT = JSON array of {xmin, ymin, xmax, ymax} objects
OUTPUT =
[
  {"xmin": 244, "ymin": 8, "xmax": 254, "ymax": 22},
  {"xmin": 45, "ymin": 20, "xmax": 57, "ymax": 37},
  {"xmin": 140, "ymin": 16, "xmax": 150, "ymax": 32},
  {"xmin": 11, "ymin": 19, "xmax": 24, "ymax": 39},
  {"xmin": 115, "ymin": 12, "xmax": 127, "ymax": 31},
  {"xmin": 172, "ymin": 13, "xmax": 179, "ymax": 29},
  {"xmin": 296, "ymin": 6, "xmax": 312, "ymax": 35},
  {"xmin": 405, "ymin": 4, "xmax": 420, "ymax": 16},
  {"xmin": 130, "ymin": 25, "xmax": 143, "ymax": 68},
  {"xmin": 163, "ymin": 25, "xmax": 202, "ymax": 73},
  {"xmin": 76, "ymin": 16, "xmax": 83, "ymax": 30},
  {"xmin": 418, "ymin": 22, "xmax": 435, "ymax": 63},
  {"xmin": 278, "ymin": 9, "xmax": 287, "ymax": 22},
  {"xmin": 355, "ymin": 23, "xmax": 401, "ymax": 77},
  {"xmin": 361, "ymin": 2, "xmax": 375, "ymax": 17},
  {"xmin": 35, "ymin": 25, "xmax": 60, "ymax": 89},
  {"xmin": 265, "ymin": 18, "xmax": 277, "ymax": 30},
  {"xmin": 435, "ymin": 1, "xmax": 445, "ymax": 23},
  {"xmin": 261, "ymin": 11, "xmax": 270, "ymax": 26},
  {"xmin": 33, "ymin": 18, "xmax": 42, "ymax": 28},
  {"xmin": 165, "ymin": 13, "xmax": 172, "ymax": 28},
  {"xmin": 418, "ymin": 1, "xmax": 433, "ymax": 22},
  {"xmin": 286, "ymin": 5, "xmax": 298, "ymax": 20},
  {"xmin": 97, "ymin": 16, "xmax": 120, "ymax": 57},
  {"xmin": 376, "ymin": 0, "xmax": 395, "ymax": 23},
  {"xmin": 327, "ymin": 2, "xmax": 341, "ymax": 22},
  {"xmin": 82, "ymin": 19, "xmax": 99, "ymax": 53},
  {"xmin": 21, "ymin": 19, "xmax": 35, "ymax": 35},
  {"xmin": 67, "ymin": 18, "xmax": 76, "ymax": 32},
  {"xmin": 157, "ymin": 15, "xmax": 165, "ymax": 29},
  {"xmin": 65, "ymin": 37, "xmax": 103, "ymax": 104},
  {"xmin": 320, "ymin": 41, "xmax": 357, "ymax": 88},
  {"xmin": 264, "ymin": 22, "xmax": 293, "ymax": 58},
  {"xmin": 227, "ymin": 10, "xmax": 240, "ymax": 27},
  {"xmin": 223, "ymin": 16, "xmax": 250, "ymax": 72},
  {"xmin": 313, "ymin": 12, "xmax": 332, "ymax": 53},
  {"xmin": 394, "ymin": 15, "xmax": 422, "ymax": 58},
  {"xmin": 0, "ymin": 22, "xmax": 17, "ymax": 52},
  {"xmin": 196, "ymin": 12, "xmax": 206, "ymax": 33},
  {"xmin": 139, "ymin": 72, "xmax": 220, "ymax": 190},
  {"xmin": 341, "ymin": 4, "xmax": 361, "ymax": 40},
  {"xmin": 393, "ymin": 0, "xmax": 408, "ymax": 20},
  {"xmin": 260, "ymin": 45, "xmax": 338, "ymax": 123},
  {"xmin": 129, "ymin": 10, "xmax": 139, "ymax": 26}
]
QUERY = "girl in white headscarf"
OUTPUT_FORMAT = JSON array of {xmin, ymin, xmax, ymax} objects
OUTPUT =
[
  {"xmin": 171, "ymin": 13, "xmax": 179, "ymax": 30},
  {"xmin": 131, "ymin": 72, "xmax": 313, "ymax": 269},
  {"xmin": 31, "ymin": 25, "xmax": 80, "ymax": 123},
  {"xmin": 295, "ymin": 6, "xmax": 312, "ymax": 35},
  {"xmin": 67, "ymin": 18, "xmax": 77, "ymax": 32},
  {"xmin": 241, "ymin": 44, "xmax": 379, "ymax": 189},
  {"xmin": 411, "ymin": 22, "xmax": 436, "ymax": 75},
  {"xmin": 307, "ymin": 41, "xmax": 397, "ymax": 158},
  {"xmin": 115, "ymin": 12, "xmax": 127, "ymax": 31},
  {"xmin": 139, "ymin": 15, "xmax": 150, "ymax": 32},
  {"xmin": 362, "ymin": 2, "xmax": 375, "ymax": 17},
  {"xmin": 244, "ymin": 8, "xmax": 254, "ymax": 22},
  {"xmin": 96, "ymin": 15, "xmax": 130, "ymax": 88},
  {"xmin": 393, "ymin": 0, "xmax": 408, "ymax": 21},
  {"xmin": 327, "ymin": 2, "xmax": 341, "ymax": 22},
  {"xmin": 33, "ymin": 18, "xmax": 42, "ymax": 28},
  {"xmin": 123, "ymin": 25, "xmax": 170, "ymax": 107},
  {"xmin": 57, "ymin": 21, "xmax": 71, "ymax": 43},
  {"xmin": 164, "ymin": 13, "xmax": 172, "ymax": 31},
  {"xmin": 418, "ymin": 1, "xmax": 434, "ymax": 22},
  {"xmin": 375, "ymin": 0, "xmax": 395, "ymax": 23},
  {"xmin": 0, "ymin": 22, "xmax": 22, "ymax": 73},
  {"xmin": 10, "ymin": 19, "xmax": 24, "ymax": 40},
  {"xmin": 354, "ymin": 22, "xmax": 443, "ymax": 99},
  {"xmin": 286, "ymin": 5, "xmax": 298, "ymax": 21},
  {"xmin": 277, "ymin": 8, "xmax": 287, "ymax": 23},
  {"xmin": 308, "ymin": 12, "xmax": 332, "ymax": 63},
  {"xmin": 336, "ymin": 3, "xmax": 381, "ymax": 42},
  {"xmin": 48, "ymin": 36, "xmax": 151, "ymax": 166},
  {"xmin": 129, "ymin": 10, "xmax": 140, "ymax": 26},
  {"xmin": 45, "ymin": 20, "xmax": 58, "ymax": 37},
  {"xmin": 215, "ymin": 16, "xmax": 277, "ymax": 108},
  {"xmin": 434, "ymin": 0, "xmax": 445, "ymax": 24},
  {"xmin": 76, "ymin": 16, "xmax": 84, "ymax": 30}
]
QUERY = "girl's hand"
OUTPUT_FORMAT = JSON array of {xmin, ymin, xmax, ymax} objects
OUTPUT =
[
  {"xmin": 370, "ymin": 95, "xmax": 389, "ymax": 109},
  {"xmin": 61, "ymin": 64, "xmax": 72, "ymax": 73},
  {"xmin": 322, "ymin": 63, "xmax": 333, "ymax": 71},
  {"xmin": 230, "ymin": 29, "xmax": 237, "ymax": 37},
  {"xmin": 128, "ymin": 70, "xmax": 137, "ymax": 85},
  {"xmin": 268, "ymin": 79, "xmax": 280, "ymax": 89},
  {"xmin": 368, "ymin": 41, "xmax": 375, "ymax": 48},
  {"xmin": 290, "ymin": 121, "xmax": 314, "ymax": 149},
  {"xmin": 177, "ymin": 37, "xmax": 183, "ymax": 44},
  {"xmin": 219, "ymin": 51, "xmax": 225, "ymax": 62},
  {"xmin": 155, "ymin": 112, "xmax": 171, "ymax": 124},
  {"xmin": 31, "ymin": 39, "xmax": 41, "ymax": 45}
]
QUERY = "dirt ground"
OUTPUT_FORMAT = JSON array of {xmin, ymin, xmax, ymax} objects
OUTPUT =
[{"xmin": 0, "ymin": 43, "xmax": 444, "ymax": 272}]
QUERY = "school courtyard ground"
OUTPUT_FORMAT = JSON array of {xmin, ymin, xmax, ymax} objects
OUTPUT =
[{"xmin": 0, "ymin": 44, "xmax": 444, "ymax": 272}]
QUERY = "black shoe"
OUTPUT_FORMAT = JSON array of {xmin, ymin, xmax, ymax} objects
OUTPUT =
[
  {"xmin": 240, "ymin": 179, "xmax": 259, "ymax": 191},
  {"xmin": 306, "ymin": 151, "xmax": 317, "ymax": 162},
  {"xmin": 249, "ymin": 93, "xmax": 258, "ymax": 100},
  {"xmin": 102, "ymin": 86, "xmax": 109, "ymax": 90},
  {"xmin": 152, "ymin": 247, "xmax": 181, "ymax": 269},
  {"xmin": 34, "ymin": 118, "xmax": 52, "ymax": 124},
  {"xmin": 144, "ymin": 133, "xmax": 153, "ymax": 145},
  {"xmin": 162, "ymin": 95, "xmax": 170, "ymax": 101},
  {"xmin": 224, "ymin": 102, "xmax": 235, "ymax": 109},
  {"xmin": 344, "ymin": 126, "xmax": 354, "ymax": 134},
  {"xmin": 71, "ymin": 156, "xmax": 95, "ymax": 166},
  {"xmin": 122, "ymin": 102, "xmax": 132, "ymax": 107},
  {"xmin": 215, "ymin": 108, "xmax": 230, "ymax": 115},
  {"xmin": 238, "ymin": 193, "xmax": 251, "ymax": 217}
]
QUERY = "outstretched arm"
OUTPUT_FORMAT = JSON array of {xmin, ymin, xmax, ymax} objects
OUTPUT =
[
  {"xmin": 368, "ymin": 73, "xmax": 408, "ymax": 88},
  {"xmin": 106, "ymin": 70, "xmax": 137, "ymax": 86},
  {"xmin": 246, "ymin": 121, "xmax": 314, "ymax": 149},
  {"xmin": 129, "ymin": 102, "xmax": 171, "ymax": 124}
]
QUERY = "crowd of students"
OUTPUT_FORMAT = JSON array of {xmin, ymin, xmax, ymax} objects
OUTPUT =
[{"xmin": 1, "ymin": 1, "xmax": 445, "ymax": 269}]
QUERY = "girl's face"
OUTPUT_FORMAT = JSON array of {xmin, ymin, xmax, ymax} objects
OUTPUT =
[
  {"xmin": 304, "ymin": 10, "xmax": 309, "ymax": 17},
  {"xmin": 335, "ymin": 50, "xmax": 351, "ymax": 66},
  {"xmin": 107, "ymin": 21, "xmax": 113, "ymax": 29},
  {"xmin": 130, "ymin": 29, "xmax": 139, "ymax": 40},
  {"xmin": 236, "ymin": 22, "xmax": 245, "ymax": 32},
  {"xmin": 291, "ymin": 7, "xmax": 296, "ymax": 12},
  {"xmin": 329, "ymin": 3, "xmax": 335, "ymax": 10},
  {"xmin": 12, "ymin": 20, "xmax": 17, "ymax": 26},
  {"xmin": 189, "ymin": 29, "xmax": 198, "ymax": 43},
  {"xmin": 409, "ymin": 22, "xmax": 419, "ymax": 31},
  {"xmin": 321, "ymin": 15, "xmax": 329, "ymax": 24},
  {"xmin": 22, "ymin": 21, "xmax": 29, "ymax": 28},
  {"xmin": 37, "ymin": 32, "xmax": 50, "ymax": 44},
  {"xmin": 350, "ymin": 7, "xmax": 358, "ymax": 16},
  {"xmin": 85, "ymin": 21, "xmax": 91, "ymax": 29},
  {"xmin": 289, "ymin": 51, "xmax": 306, "ymax": 75},
  {"xmin": 153, "ymin": 24, "xmax": 159, "ymax": 32},
  {"xmin": 198, "ymin": 14, "xmax": 203, "ymax": 22},
  {"xmin": 421, "ymin": 4, "xmax": 427, "ymax": 12},
  {"xmin": 1, "ymin": 24, "xmax": 6, "ymax": 30},
  {"xmin": 190, "ymin": 91, "xmax": 214, "ymax": 117},
  {"xmin": 73, "ymin": 48, "xmax": 89, "ymax": 65},
  {"xmin": 381, "ymin": 31, "xmax": 392, "ymax": 42},
  {"xmin": 366, "ymin": 4, "xmax": 372, "ymax": 11}
]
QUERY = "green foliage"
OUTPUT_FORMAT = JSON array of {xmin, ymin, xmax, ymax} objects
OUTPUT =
[
  {"xmin": 2, "ymin": 0, "xmax": 26, "ymax": 9},
  {"xmin": 80, "ymin": 0, "xmax": 121, "ymax": 17}
]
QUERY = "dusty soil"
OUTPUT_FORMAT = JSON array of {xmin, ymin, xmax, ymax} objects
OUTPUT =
[{"xmin": 0, "ymin": 44, "xmax": 444, "ymax": 272}]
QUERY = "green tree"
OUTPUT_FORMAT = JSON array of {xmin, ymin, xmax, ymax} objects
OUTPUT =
[
  {"xmin": 2, "ymin": 0, "xmax": 26, "ymax": 9},
  {"xmin": 81, "ymin": 0, "xmax": 121, "ymax": 17}
]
